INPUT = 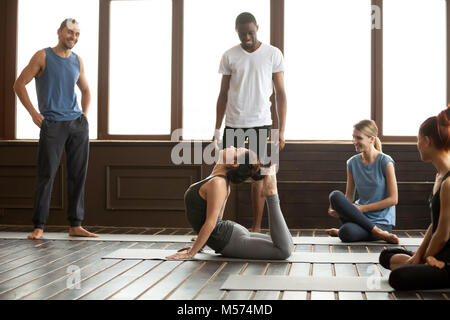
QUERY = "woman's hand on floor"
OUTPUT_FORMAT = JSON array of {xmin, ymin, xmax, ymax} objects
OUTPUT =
[{"xmin": 166, "ymin": 247, "xmax": 194, "ymax": 260}]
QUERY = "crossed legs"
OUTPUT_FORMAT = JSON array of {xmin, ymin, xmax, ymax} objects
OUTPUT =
[
  {"xmin": 326, "ymin": 190, "xmax": 399, "ymax": 244},
  {"xmin": 379, "ymin": 248, "xmax": 450, "ymax": 290}
]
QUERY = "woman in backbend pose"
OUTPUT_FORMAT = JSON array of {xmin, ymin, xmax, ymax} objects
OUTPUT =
[
  {"xmin": 166, "ymin": 146, "xmax": 293, "ymax": 260},
  {"xmin": 379, "ymin": 107, "xmax": 450, "ymax": 290},
  {"xmin": 325, "ymin": 120, "xmax": 399, "ymax": 244}
]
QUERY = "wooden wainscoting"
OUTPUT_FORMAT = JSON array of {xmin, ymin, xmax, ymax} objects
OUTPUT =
[{"xmin": 0, "ymin": 141, "xmax": 435, "ymax": 229}]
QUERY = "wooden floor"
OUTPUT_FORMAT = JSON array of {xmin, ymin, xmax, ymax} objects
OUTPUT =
[{"xmin": 0, "ymin": 224, "xmax": 447, "ymax": 301}]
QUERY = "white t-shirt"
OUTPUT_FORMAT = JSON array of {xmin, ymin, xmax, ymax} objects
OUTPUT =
[{"xmin": 218, "ymin": 42, "xmax": 285, "ymax": 128}]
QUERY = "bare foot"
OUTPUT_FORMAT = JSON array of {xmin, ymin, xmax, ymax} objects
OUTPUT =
[
  {"xmin": 383, "ymin": 232, "xmax": 399, "ymax": 244},
  {"xmin": 69, "ymin": 226, "xmax": 98, "ymax": 238},
  {"xmin": 373, "ymin": 227, "xmax": 399, "ymax": 244},
  {"xmin": 251, "ymin": 227, "xmax": 261, "ymax": 233},
  {"xmin": 328, "ymin": 207, "xmax": 340, "ymax": 218},
  {"xmin": 426, "ymin": 256, "xmax": 446, "ymax": 269},
  {"xmin": 325, "ymin": 228, "xmax": 339, "ymax": 237},
  {"xmin": 28, "ymin": 228, "xmax": 44, "ymax": 240}
]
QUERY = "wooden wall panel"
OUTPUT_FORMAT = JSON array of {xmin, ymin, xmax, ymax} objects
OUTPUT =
[
  {"xmin": 236, "ymin": 182, "xmax": 433, "ymax": 229},
  {"xmin": 106, "ymin": 165, "xmax": 201, "ymax": 210},
  {"xmin": 0, "ymin": 142, "xmax": 437, "ymax": 229},
  {"xmin": 0, "ymin": 165, "xmax": 63, "ymax": 209},
  {"xmin": 236, "ymin": 143, "xmax": 435, "ymax": 229}
]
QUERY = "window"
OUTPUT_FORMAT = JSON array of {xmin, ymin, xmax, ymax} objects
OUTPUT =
[
  {"xmin": 11, "ymin": 0, "xmax": 448, "ymax": 142},
  {"xmin": 16, "ymin": 0, "xmax": 99, "ymax": 139},
  {"xmin": 183, "ymin": 0, "xmax": 270, "ymax": 140},
  {"xmin": 284, "ymin": 0, "xmax": 371, "ymax": 140},
  {"xmin": 108, "ymin": 0, "xmax": 172, "ymax": 135},
  {"xmin": 383, "ymin": 0, "xmax": 446, "ymax": 136}
]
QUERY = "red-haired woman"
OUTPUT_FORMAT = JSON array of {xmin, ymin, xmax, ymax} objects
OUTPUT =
[{"xmin": 379, "ymin": 107, "xmax": 450, "ymax": 290}]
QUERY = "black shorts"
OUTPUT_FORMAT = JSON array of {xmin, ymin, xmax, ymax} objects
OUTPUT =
[{"xmin": 221, "ymin": 125, "xmax": 270, "ymax": 162}]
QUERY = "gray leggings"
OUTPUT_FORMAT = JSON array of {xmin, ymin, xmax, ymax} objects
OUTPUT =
[{"xmin": 220, "ymin": 194, "xmax": 293, "ymax": 260}]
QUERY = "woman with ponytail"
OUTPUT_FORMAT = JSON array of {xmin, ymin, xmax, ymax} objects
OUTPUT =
[
  {"xmin": 379, "ymin": 107, "xmax": 450, "ymax": 290},
  {"xmin": 167, "ymin": 146, "xmax": 293, "ymax": 260},
  {"xmin": 326, "ymin": 120, "xmax": 399, "ymax": 243}
]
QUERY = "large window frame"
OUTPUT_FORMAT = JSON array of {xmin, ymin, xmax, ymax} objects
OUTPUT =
[
  {"xmin": 98, "ymin": 0, "xmax": 283, "ymax": 140},
  {"xmin": 1, "ymin": 0, "xmax": 449, "ymax": 141},
  {"xmin": 374, "ymin": 0, "xmax": 450, "ymax": 142},
  {"xmin": 98, "ymin": 0, "xmax": 181, "ymax": 140}
]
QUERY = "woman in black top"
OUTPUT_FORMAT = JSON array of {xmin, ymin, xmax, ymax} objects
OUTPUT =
[
  {"xmin": 379, "ymin": 106, "xmax": 450, "ymax": 290},
  {"xmin": 166, "ymin": 146, "xmax": 293, "ymax": 260}
]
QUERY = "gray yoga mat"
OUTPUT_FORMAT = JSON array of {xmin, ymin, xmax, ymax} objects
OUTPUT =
[
  {"xmin": 221, "ymin": 275, "xmax": 394, "ymax": 292},
  {"xmin": 220, "ymin": 275, "xmax": 450, "ymax": 293},
  {"xmin": 102, "ymin": 249, "xmax": 381, "ymax": 263},
  {"xmin": 292, "ymin": 236, "xmax": 422, "ymax": 246},
  {"xmin": 0, "ymin": 232, "xmax": 422, "ymax": 246}
]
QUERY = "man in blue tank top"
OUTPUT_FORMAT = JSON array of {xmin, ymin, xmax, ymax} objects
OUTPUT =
[{"xmin": 14, "ymin": 18, "xmax": 98, "ymax": 239}]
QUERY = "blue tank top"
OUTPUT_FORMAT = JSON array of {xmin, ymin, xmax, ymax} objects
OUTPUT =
[
  {"xmin": 35, "ymin": 47, "xmax": 82, "ymax": 121},
  {"xmin": 347, "ymin": 152, "xmax": 396, "ymax": 226}
]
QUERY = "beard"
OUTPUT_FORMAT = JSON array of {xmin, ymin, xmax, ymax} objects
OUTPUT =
[
  {"xmin": 60, "ymin": 37, "xmax": 76, "ymax": 50},
  {"xmin": 242, "ymin": 39, "xmax": 257, "ymax": 50}
]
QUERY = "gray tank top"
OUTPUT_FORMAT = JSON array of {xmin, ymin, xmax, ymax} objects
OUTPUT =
[{"xmin": 184, "ymin": 175, "xmax": 236, "ymax": 253}]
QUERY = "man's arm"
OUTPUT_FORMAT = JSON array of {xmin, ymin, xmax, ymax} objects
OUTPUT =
[
  {"xmin": 272, "ymin": 71, "xmax": 287, "ymax": 150},
  {"xmin": 76, "ymin": 56, "xmax": 91, "ymax": 117},
  {"xmin": 13, "ymin": 50, "xmax": 46, "ymax": 128},
  {"xmin": 270, "ymin": 93, "xmax": 279, "ymax": 130},
  {"xmin": 214, "ymin": 75, "xmax": 231, "ymax": 141}
]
